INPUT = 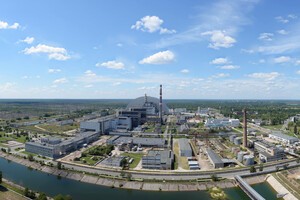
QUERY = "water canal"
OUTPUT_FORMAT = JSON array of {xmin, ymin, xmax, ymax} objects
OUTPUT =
[{"xmin": 0, "ymin": 157, "xmax": 279, "ymax": 200}]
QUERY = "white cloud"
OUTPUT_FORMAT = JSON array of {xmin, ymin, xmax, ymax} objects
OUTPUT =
[
  {"xmin": 53, "ymin": 78, "xmax": 68, "ymax": 84},
  {"xmin": 201, "ymin": 30, "xmax": 236, "ymax": 49},
  {"xmin": 0, "ymin": 82, "xmax": 16, "ymax": 92},
  {"xmin": 23, "ymin": 44, "xmax": 71, "ymax": 61},
  {"xmin": 48, "ymin": 53, "xmax": 70, "ymax": 61},
  {"xmin": 277, "ymin": 29, "xmax": 288, "ymax": 35},
  {"xmin": 180, "ymin": 69, "xmax": 189, "ymax": 73},
  {"xmin": 296, "ymin": 70, "xmax": 300, "ymax": 75},
  {"xmin": 21, "ymin": 76, "xmax": 29, "ymax": 79},
  {"xmin": 131, "ymin": 15, "xmax": 176, "ymax": 34},
  {"xmin": 210, "ymin": 57, "xmax": 230, "ymax": 65},
  {"xmin": 139, "ymin": 50, "xmax": 175, "ymax": 65},
  {"xmin": 274, "ymin": 56, "xmax": 291, "ymax": 63},
  {"xmin": 276, "ymin": 14, "xmax": 297, "ymax": 23},
  {"xmin": 138, "ymin": 86, "xmax": 156, "ymax": 90},
  {"xmin": 219, "ymin": 65, "xmax": 240, "ymax": 70},
  {"xmin": 20, "ymin": 37, "xmax": 35, "ymax": 44},
  {"xmin": 248, "ymin": 72, "xmax": 279, "ymax": 80},
  {"xmin": 296, "ymin": 60, "xmax": 300, "ymax": 65},
  {"xmin": 84, "ymin": 70, "xmax": 97, "ymax": 77},
  {"xmin": 288, "ymin": 14, "xmax": 297, "ymax": 19},
  {"xmin": 212, "ymin": 73, "xmax": 230, "ymax": 78},
  {"xmin": 0, "ymin": 20, "xmax": 20, "ymax": 29},
  {"xmin": 84, "ymin": 84, "xmax": 93, "ymax": 88},
  {"xmin": 96, "ymin": 60, "xmax": 125, "ymax": 70},
  {"xmin": 112, "ymin": 82, "xmax": 121, "ymax": 86},
  {"xmin": 117, "ymin": 43, "xmax": 123, "ymax": 47},
  {"xmin": 259, "ymin": 59, "xmax": 265, "ymax": 63},
  {"xmin": 258, "ymin": 33, "xmax": 273, "ymax": 41},
  {"xmin": 275, "ymin": 16, "xmax": 289, "ymax": 23},
  {"xmin": 152, "ymin": 0, "xmax": 257, "ymax": 49},
  {"xmin": 48, "ymin": 69, "xmax": 61, "ymax": 73}
]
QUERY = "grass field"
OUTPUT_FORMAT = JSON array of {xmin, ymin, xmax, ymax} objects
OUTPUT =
[
  {"xmin": 38, "ymin": 123, "xmax": 79, "ymax": 133},
  {"xmin": 173, "ymin": 140, "xmax": 189, "ymax": 170},
  {"xmin": 262, "ymin": 124, "xmax": 283, "ymax": 130},
  {"xmin": 0, "ymin": 132, "xmax": 27, "ymax": 144},
  {"xmin": 121, "ymin": 152, "xmax": 144, "ymax": 169},
  {"xmin": 79, "ymin": 155, "xmax": 101, "ymax": 166}
]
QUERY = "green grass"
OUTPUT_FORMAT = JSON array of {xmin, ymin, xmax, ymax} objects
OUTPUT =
[
  {"xmin": 121, "ymin": 153, "xmax": 144, "ymax": 169},
  {"xmin": 262, "ymin": 124, "xmax": 283, "ymax": 130},
  {"xmin": 79, "ymin": 155, "xmax": 101, "ymax": 166},
  {"xmin": 21, "ymin": 151, "xmax": 37, "ymax": 157},
  {"xmin": 38, "ymin": 123, "xmax": 79, "ymax": 133},
  {"xmin": 1, "ymin": 182, "xmax": 24, "ymax": 195},
  {"xmin": 0, "ymin": 132, "xmax": 27, "ymax": 144}
]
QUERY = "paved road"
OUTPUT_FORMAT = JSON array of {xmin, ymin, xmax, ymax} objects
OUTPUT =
[{"xmin": 61, "ymin": 158, "xmax": 300, "ymax": 180}]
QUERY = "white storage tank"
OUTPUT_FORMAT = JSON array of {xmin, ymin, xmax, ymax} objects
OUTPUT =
[
  {"xmin": 234, "ymin": 137, "xmax": 242, "ymax": 145},
  {"xmin": 243, "ymin": 155, "xmax": 254, "ymax": 166},
  {"xmin": 237, "ymin": 151, "xmax": 245, "ymax": 162},
  {"xmin": 229, "ymin": 135, "xmax": 237, "ymax": 142}
]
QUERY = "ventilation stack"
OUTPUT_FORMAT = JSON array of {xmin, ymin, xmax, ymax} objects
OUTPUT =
[
  {"xmin": 243, "ymin": 108, "xmax": 247, "ymax": 148},
  {"xmin": 159, "ymin": 84, "xmax": 163, "ymax": 124}
]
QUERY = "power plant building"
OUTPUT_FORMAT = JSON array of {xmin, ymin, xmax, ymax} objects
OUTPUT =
[
  {"xmin": 25, "ymin": 131, "xmax": 100, "ymax": 158},
  {"xmin": 142, "ymin": 150, "xmax": 174, "ymax": 170},
  {"xmin": 178, "ymin": 138, "xmax": 192, "ymax": 157},
  {"xmin": 253, "ymin": 140, "xmax": 286, "ymax": 162},
  {"xmin": 269, "ymin": 131, "xmax": 299, "ymax": 145},
  {"xmin": 206, "ymin": 148, "xmax": 224, "ymax": 168},
  {"xmin": 107, "ymin": 136, "xmax": 166, "ymax": 148}
]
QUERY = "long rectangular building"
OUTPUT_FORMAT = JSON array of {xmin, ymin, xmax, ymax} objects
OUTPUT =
[
  {"xmin": 142, "ymin": 150, "xmax": 174, "ymax": 170},
  {"xmin": 25, "ymin": 131, "xmax": 100, "ymax": 158},
  {"xmin": 269, "ymin": 131, "xmax": 299, "ymax": 145},
  {"xmin": 178, "ymin": 138, "xmax": 192, "ymax": 157},
  {"xmin": 206, "ymin": 148, "xmax": 224, "ymax": 168},
  {"xmin": 107, "ymin": 136, "xmax": 166, "ymax": 148}
]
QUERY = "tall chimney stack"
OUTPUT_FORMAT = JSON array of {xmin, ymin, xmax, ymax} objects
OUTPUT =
[
  {"xmin": 243, "ymin": 108, "xmax": 247, "ymax": 148},
  {"xmin": 159, "ymin": 84, "xmax": 163, "ymax": 124}
]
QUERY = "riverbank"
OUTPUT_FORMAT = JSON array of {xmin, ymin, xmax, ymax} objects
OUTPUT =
[
  {"xmin": 1, "ymin": 178, "xmax": 29, "ymax": 200},
  {"xmin": 266, "ymin": 175, "xmax": 297, "ymax": 200},
  {"xmin": 0, "ymin": 151, "xmax": 244, "ymax": 191}
]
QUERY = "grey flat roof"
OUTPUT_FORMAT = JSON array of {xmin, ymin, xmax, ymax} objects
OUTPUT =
[
  {"xmin": 178, "ymin": 138, "xmax": 191, "ymax": 151},
  {"xmin": 101, "ymin": 156, "xmax": 125, "ymax": 166},
  {"xmin": 206, "ymin": 148, "xmax": 223, "ymax": 164},
  {"xmin": 25, "ymin": 142, "xmax": 55, "ymax": 150},
  {"xmin": 113, "ymin": 136, "xmax": 166, "ymax": 146},
  {"xmin": 270, "ymin": 131, "xmax": 298, "ymax": 141},
  {"xmin": 145, "ymin": 150, "xmax": 173, "ymax": 164}
]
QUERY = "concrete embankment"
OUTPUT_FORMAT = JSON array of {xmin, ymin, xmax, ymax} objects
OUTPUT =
[
  {"xmin": 0, "ymin": 152, "xmax": 237, "ymax": 191},
  {"xmin": 266, "ymin": 175, "xmax": 297, "ymax": 200}
]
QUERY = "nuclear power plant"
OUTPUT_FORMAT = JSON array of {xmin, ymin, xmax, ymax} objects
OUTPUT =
[{"xmin": 243, "ymin": 108, "xmax": 247, "ymax": 148}]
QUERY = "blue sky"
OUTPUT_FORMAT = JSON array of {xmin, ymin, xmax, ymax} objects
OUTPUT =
[{"xmin": 1, "ymin": 0, "xmax": 300, "ymax": 99}]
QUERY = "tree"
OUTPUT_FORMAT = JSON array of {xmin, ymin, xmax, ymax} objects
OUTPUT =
[
  {"xmin": 296, "ymin": 158, "xmax": 300, "ymax": 163},
  {"xmin": 120, "ymin": 158, "xmax": 128, "ymax": 169},
  {"xmin": 28, "ymin": 154, "xmax": 34, "ymax": 162},
  {"xmin": 294, "ymin": 125, "xmax": 298, "ymax": 135},
  {"xmin": 211, "ymin": 174, "xmax": 218, "ymax": 182},
  {"xmin": 57, "ymin": 161, "xmax": 62, "ymax": 170},
  {"xmin": 54, "ymin": 194, "xmax": 72, "ymax": 200},
  {"xmin": 37, "ymin": 193, "xmax": 48, "ymax": 200},
  {"xmin": 259, "ymin": 163, "xmax": 264, "ymax": 172},
  {"xmin": 250, "ymin": 166, "xmax": 256, "ymax": 173}
]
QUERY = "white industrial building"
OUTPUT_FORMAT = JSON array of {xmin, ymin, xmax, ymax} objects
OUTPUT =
[
  {"xmin": 205, "ymin": 118, "xmax": 240, "ymax": 128},
  {"xmin": 269, "ymin": 131, "xmax": 299, "ymax": 145}
]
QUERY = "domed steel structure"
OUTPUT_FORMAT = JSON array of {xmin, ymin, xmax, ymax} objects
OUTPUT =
[{"xmin": 126, "ymin": 95, "xmax": 169, "ymax": 114}]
